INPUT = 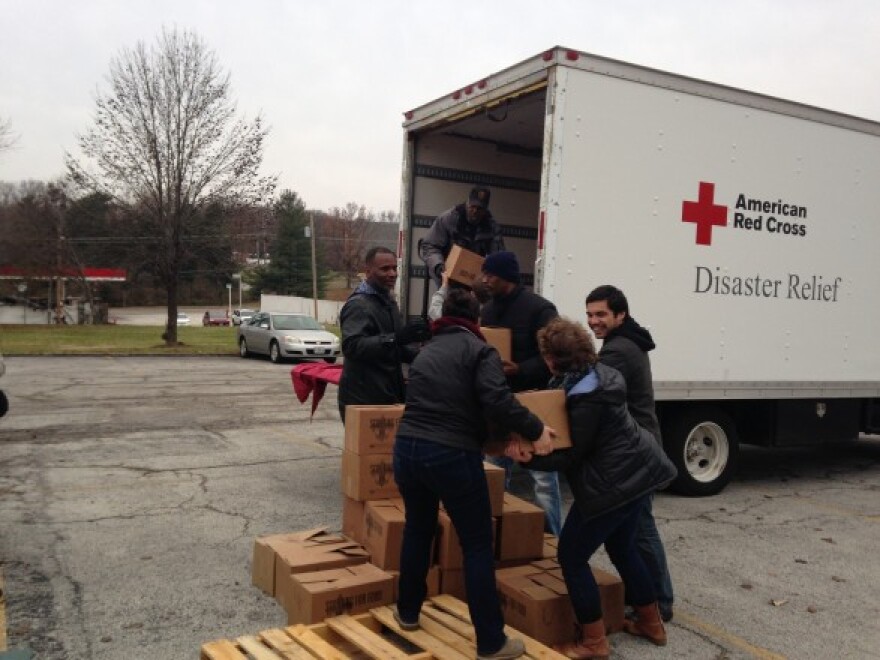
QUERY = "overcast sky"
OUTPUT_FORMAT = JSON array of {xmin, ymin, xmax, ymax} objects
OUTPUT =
[{"xmin": 1, "ymin": 0, "xmax": 879, "ymax": 212}]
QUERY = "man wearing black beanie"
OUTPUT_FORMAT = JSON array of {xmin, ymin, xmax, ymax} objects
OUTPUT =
[{"xmin": 480, "ymin": 251, "xmax": 563, "ymax": 536}]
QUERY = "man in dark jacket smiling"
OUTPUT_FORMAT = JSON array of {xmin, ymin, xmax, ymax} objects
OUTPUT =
[
  {"xmin": 337, "ymin": 246, "xmax": 430, "ymax": 422},
  {"xmin": 586, "ymin": 284, "xmax": 674, "ymax": 622}
]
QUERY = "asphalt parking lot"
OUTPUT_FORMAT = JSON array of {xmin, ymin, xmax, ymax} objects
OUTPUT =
[{"xmin": 1, "ymin": 356, "xmax": 878, "ymax": 659}]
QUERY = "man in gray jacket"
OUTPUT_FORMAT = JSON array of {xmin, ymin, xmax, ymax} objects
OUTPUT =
[
  {"xmin": 419, "ymin": 187, "xmax": 505, "ymax": 287},
  {"xmin": 586, "ymin": 284, "xmax": 674, "ymax": 622}
]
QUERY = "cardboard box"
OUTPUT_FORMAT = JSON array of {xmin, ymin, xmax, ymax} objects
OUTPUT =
[
  {"xmin": 389, "ymin": 565, "xmax": 441, "ymax": 601},
  {"xmin": 496, "ymin": 493, "xmax": 545, "ymax": 562},
  {"xmin": 514, "ymin": 389, "xmax": 572, "ymax": 449},
  {"xmin": 344, "ymin": 405, "xmax": 405, "ymax": 454},
  {"xmin": 445, "ymin": 245, "xmax": 484, "ymax": 286},
  {"xmin": 483, "ymin": 461, "xmax": 506, "ymax": 517},
  {"xmin": 342, "ymin": 496, "xmax": 366, "ymax": 544},
  {"xmin": 282, "ymin": 563, "xmax": 394, "ymax": 624},
  {"xmin": 481, "ymin": 326, "xmax": 512, "ymax": 362},
  {"xmin": 440, "ymin": 567, "xmax": 467, "ymax": 601},
  {"xmin": 363, "ymin": 499, "xmax": 406, "ymax": 570},
  {"xmin": 496, "ymin": 559, "xmax": 625, "ymax": 645},
  {"xmin": 542, "ymin": 532, "xmax": 558, "ymax": 559},
  {"xmin": 252, "ymin": 528, "xmax": 368, "ymax": 597},
  {"xmin": 270, "ymin": 528, "xmax": 369, "ymax": 602},
  {"xmin": 436, "ymin": 511, "xmax": 497, "ymax": 570},
  {"xmin": 341, "ymin": 450, "xmax": 399, "ymax": 501},
  {"xmin": 253, "ymin": 532, "xmax": 300, "ymax": 596}
]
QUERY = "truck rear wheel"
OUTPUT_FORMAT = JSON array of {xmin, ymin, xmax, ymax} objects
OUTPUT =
[{"xmin": 664, "ymin": 406, "xmax": 739, "ymax": 496}]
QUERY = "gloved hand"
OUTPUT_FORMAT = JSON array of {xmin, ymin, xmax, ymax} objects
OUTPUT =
[{"xmin": 395, "ymin": 319, "xmax": 432, "ymax": 345}]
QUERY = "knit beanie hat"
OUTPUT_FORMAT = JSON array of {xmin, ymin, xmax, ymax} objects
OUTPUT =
[{"xmin": 482, "ymin": 251, "xmax": 520, "ymax": 284}]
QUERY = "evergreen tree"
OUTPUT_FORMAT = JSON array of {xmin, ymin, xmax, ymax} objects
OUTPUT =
[{"xmin": 251, "ymin": 190, "xmax": 327, "ymax": 297}]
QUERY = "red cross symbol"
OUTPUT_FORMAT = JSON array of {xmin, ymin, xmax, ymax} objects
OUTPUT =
[{"xmin": 682, "ymin": 182, "xmax": 727, "ymax": 246}]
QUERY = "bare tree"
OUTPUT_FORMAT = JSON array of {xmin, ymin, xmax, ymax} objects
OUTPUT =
[
  {"xmin": 0, "ymin": 117, "xmax": 16, "ymax": 153},
  {"xmin": 322, "ymin": 203, "xmax": 374, "ymax": 287},
  {"xmin": 66, "ymin": 27, "xmax": 275, "ymax": 344}
]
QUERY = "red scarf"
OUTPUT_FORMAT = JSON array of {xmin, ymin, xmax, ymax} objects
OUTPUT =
[{"xmin": 430, "ymin": 316, "xmax": 486, "ymax": 341}]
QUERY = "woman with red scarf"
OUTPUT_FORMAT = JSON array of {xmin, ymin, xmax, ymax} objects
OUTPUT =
[{"xmin": 392, "ymin": 288, "xmax": 555, "ymax": 660}]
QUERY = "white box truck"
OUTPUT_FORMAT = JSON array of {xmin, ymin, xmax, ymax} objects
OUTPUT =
[{"xmin": 397, "ymin": 46, "xmax": 880, "ymax": 495}]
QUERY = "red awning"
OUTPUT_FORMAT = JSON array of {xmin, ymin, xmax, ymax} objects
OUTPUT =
[{"xmin": 0, "ymin": 266, "xmax": 127, "ymax": 282}]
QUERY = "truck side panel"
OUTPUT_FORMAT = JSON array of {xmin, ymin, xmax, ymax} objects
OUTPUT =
[{"xmin": 546, "ymin": 66, "xmax": 880, "ymax": 384}]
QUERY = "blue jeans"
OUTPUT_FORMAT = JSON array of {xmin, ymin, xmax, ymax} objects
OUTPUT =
[
  {"xmin": 635, "ymin": 494, "xmax": 674, "ymax": 610},
  {"xmin": 558, "ymin": 495, "xmax": 655, "ymax": 623},
  {"xmin": 393, "ymin": 436, "xmax": 507, "ymax": 655},
  {"xmin": 487, "ymin": 455, "xmax": 562, "ymax": 536}
]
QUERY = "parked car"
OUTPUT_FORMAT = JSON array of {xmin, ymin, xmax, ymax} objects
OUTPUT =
[
  {"xmin": 231, "ymin": 308, "xmax": 256, "ymax": 326},
  {"xmin": 202, "ymin": 310, "xmax": 231, "ymax": 326},
  {"xmin": 176, "ymin": 312, "xmax": 191, "ymax": 327},
  {"xmin": 237, "ymin": 312, "xmax": 341, "ymax": 364}
]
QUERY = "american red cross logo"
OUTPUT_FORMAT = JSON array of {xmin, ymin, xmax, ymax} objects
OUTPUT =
[{"xmin": 682, "ymin": 182, "xmax": 727, "ymax": 246}]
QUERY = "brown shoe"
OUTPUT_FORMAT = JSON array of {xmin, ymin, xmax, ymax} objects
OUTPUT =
[
  {"xmin": 622, "ymin": 602, "xmax": 667, "ymax": 646},
  {"xmin": 554, "ymin": 620, "xmax": 609, "ymax": 659}
]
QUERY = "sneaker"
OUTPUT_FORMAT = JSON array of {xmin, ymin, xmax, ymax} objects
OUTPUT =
[
  {"xmin": 477, "ymin": 636, "xmax": 525, "ymax": 660},
  {"xmin": 392, "ymin": 606, "xmax": 420, "ymax": 631}
]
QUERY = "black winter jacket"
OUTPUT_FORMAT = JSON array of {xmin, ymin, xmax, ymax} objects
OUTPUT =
[
  {"xmin": 527, "ymin": 363, "xmax": 676, "ymax": 521},
  {"xmin": 599, "ymin": 316, "xmax": 661, "ymax": 442},
  {"xmin": 397, "ymin": 323, "xmax": 544, "ymax": 452},
  {"xmin": 480, "ymin": 285, "xmax": 558, "ymax": 392},
  {"xmin": 338, "ymin": 286, "xmax": 415, "ymax": 413}
]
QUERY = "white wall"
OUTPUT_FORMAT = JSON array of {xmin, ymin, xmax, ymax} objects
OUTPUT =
[{"xmin": 259, "ymin": 294, "xmax": 346, "ymax": 325}]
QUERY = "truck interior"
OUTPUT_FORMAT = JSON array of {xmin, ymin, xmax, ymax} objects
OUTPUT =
[{"xmin": 403, "ymin": 85, "xmax": 549, "ymax": 319}]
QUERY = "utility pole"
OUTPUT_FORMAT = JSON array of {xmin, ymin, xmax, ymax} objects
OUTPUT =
[
  {"xmin": 309, "ymin": 213, "xmax": 318, "ymax": 319},
  {"xmin": 232, "ymin": 273, "xmax": 242, "ymax": 312}
]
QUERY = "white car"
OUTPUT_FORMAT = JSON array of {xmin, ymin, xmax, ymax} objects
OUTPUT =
[
  {"xmin": 176, "ymin": 312, "xmax": 191, "ymax": 326},
  {"xmin": 237, "ymin": 312, "xmax": 341, "ymax": 364},
  {"xmin": 231, "ymin": 308, "xmax": 256, "ymax": 326}
]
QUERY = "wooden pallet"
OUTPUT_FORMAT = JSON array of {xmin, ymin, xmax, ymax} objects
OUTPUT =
[{"xmin": 201, "ymin": 594, "xmax": 566, "ymax": 659}]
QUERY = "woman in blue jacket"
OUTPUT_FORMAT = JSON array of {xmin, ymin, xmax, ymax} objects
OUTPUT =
[{"xmin": 508, "ymin": 317, "xmax": 677, "ymax": 659}]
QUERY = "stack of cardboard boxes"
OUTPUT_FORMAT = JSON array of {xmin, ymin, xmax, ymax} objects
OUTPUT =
[
  {"xmin": 251, "ymin": 527, "xmax": 391, "ymax": 625},
  {"xmin": 252, "ymin": 396, "xmax": 625, "ymax": 639}
]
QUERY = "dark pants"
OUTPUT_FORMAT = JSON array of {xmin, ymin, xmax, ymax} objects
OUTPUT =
[
  {"xmin": 557, "ymin": 495, "xmax": 655, "ymax": 624},
  {"xmin": 393, "ymin": 435, "xmax": 506, "ymax": 655},
  {"xmin": 635, "ymin": 495, "xmax": 674, "ymax": 611}
]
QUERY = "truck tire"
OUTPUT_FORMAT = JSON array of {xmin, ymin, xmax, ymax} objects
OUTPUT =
[
  {"xmin": 239, "ymin": 338, "xmax": 249, "ymax": 358},
  {"xmin": 0, "ymin": 390, "xmax": 7, "ymax": 417},
  {"xmin": 269, "ymin": 341, "xmax": 282, "ymax": 364},
  {"xmin": 664, "ymin": 406, "xmax": 739, "ymax": 496}
]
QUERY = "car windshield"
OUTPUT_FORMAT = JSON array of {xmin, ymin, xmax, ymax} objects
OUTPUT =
[{"xmin": 273, "ymin": 315, "xmax": 323, "ymax": 331}]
